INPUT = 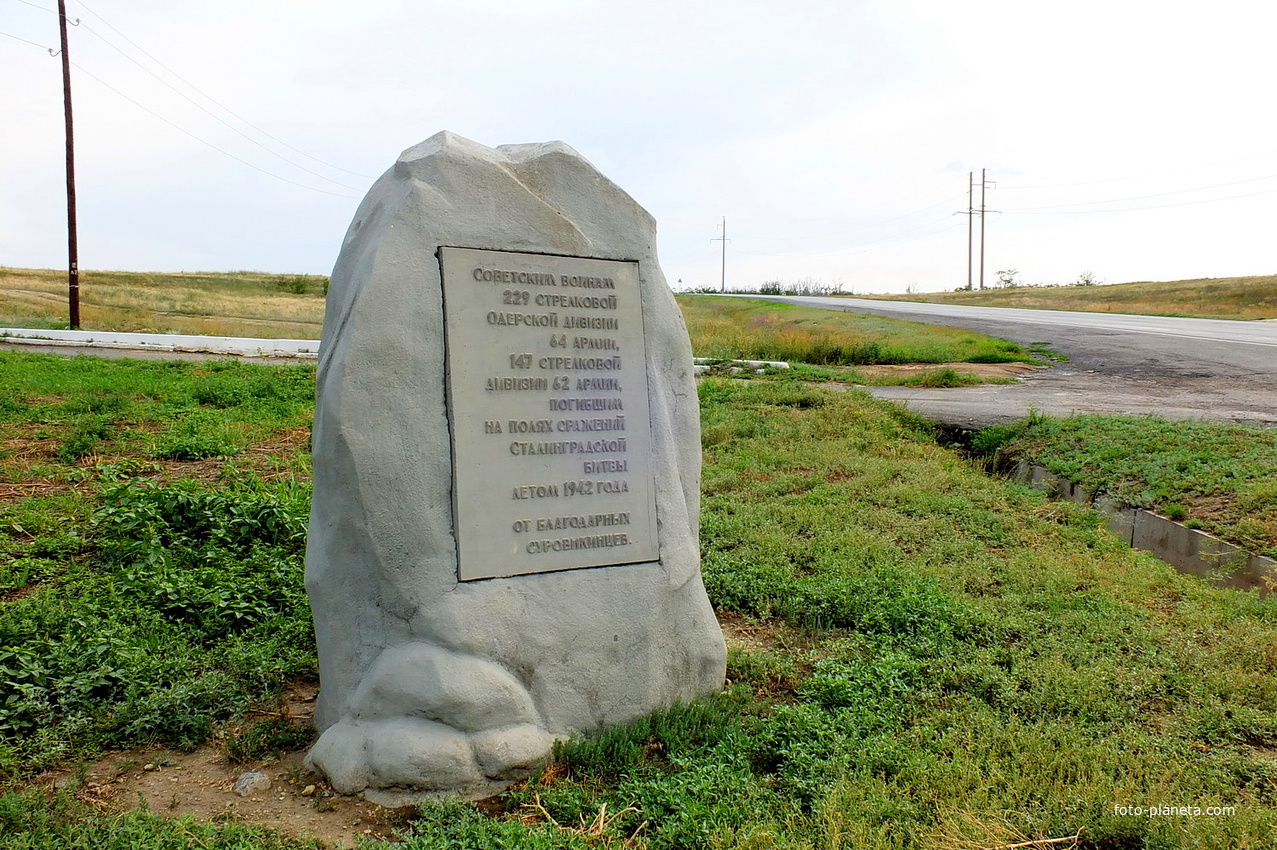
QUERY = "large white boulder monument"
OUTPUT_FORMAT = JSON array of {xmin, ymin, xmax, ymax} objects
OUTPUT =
[{"xmin": 304, "ymin": 131, "xmax": 726, "ymax": 800}]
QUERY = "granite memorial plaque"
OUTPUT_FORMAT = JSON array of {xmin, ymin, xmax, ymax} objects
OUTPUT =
[{"xmin": 440, "ymin": 247, "xmax": 658, "ymax": 580}]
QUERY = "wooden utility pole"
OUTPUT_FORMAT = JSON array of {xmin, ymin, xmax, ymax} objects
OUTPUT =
[{"xmin": 57, "ymin": 0, "xmax": 80, "ymax": 329}]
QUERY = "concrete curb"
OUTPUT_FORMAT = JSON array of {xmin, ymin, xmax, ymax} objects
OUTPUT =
[
  {"xmin": 692, "ymin": 357, "xmax": 790, "ymax": 376},
  {"xmin": 1013, "ymin": 461, "xmax": 1277, "ymax": 593},
  {"xmin": 0, "ymin": 328, "xmax": 320, "ymax": 359}
]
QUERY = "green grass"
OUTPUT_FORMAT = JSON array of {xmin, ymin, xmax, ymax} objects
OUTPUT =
[
  {"xmin": 0, "ymin": 792, "xmax": 321, "ymax": 849},
  {"xmin": 0, "ymin": 475, "xmax": 315, "ymax": 778},
  {"xmin": 0, "ymin": 352, "xmax": 317, "ymax": 779},
  {"xmin": 977, "ymin": 414, "xmax": 1277, "ymax": 558},
  {"xmin": 0, "ymin": 350, "xmax": 315, "ymax": 470},
  {"xmin": 677, "ymin": 295, "xmax": 1035, "ymax": 366},
  {"xmin": 871, "ymin": 274, "xmax": 1277, "ymax": 320},
  {"xmin": 4, "ymin": 355, "xmax": 1277, "ymax": 846},
  {"xmin": 899, "ymin": 366, "xmax": 986, "ymax": 388}
]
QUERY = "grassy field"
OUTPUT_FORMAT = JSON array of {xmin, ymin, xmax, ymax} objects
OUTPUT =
[
  {"xmin": 978, "ymin": 414, "xmax": 1277, "ymax": 559},
  {"xmin": 869, "ymin": 274, "xmax": 1277, "ymax": 320},
  {"xmin": 3, "ymin": 352, "xmax": 1277, "ymax": 847},
  {"xmin": 2, "ymin": 270, "xmax": 1046, "ymax": 388},
  {"xmin": 0, "ymin": 267, "xmax": 327, "ymax": 338},
  {"xmin": 9, "ymin": 267, "xmax": 1277, "ymax": 342}
]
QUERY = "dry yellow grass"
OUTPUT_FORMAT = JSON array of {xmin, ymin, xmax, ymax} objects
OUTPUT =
[
  {"xmin": 677, "ymin": 294, "xmax": 1030, "ymax": 364},
  {"xmin": 0, "ymin": 267, "xmax": 326, "ymax": 338},
  {"xmin": 871, "ymin": 274, "xmax": 1277, "ymax": 320}
]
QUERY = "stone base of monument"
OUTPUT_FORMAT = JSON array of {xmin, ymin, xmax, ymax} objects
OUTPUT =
[
  {"xmin": 305, "ymin": 642, "xmax": 555, "ymax": 800},
  {"xmin": 304, "ymin": 132, "xmax": 726, "ymax": 799}
]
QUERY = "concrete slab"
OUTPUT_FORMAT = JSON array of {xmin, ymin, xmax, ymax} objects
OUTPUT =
[
  {"xmin": 0, "ymin": 328, "xmax": 319, "ymax": 358},
  {"xmin": 1130, "ymin": 510, "xmax": 1265, "ymax": 591},
  {"xmin": 1093, "ymin": 494, "xmax": 1136, "ymax": 545},
  {"xmin": 1029, "ymin": 465, "xmax": 1071, "ymax": 499}
]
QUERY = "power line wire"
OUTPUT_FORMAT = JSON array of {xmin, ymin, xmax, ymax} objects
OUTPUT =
[
  {"xmin": 0, "ymin": 28, "xmax": 54, "ymax": 49},
  {"xmin": 72, "ymin": 18, "xmax": 362, "ymax": 191},
  {"xmin": 742, "ymin": 213, "xmax": 961, "ymax": 258},
  {"xmin": 1004, "ymin": 186, "xmax": 1277, "ymax": 215},
  {"xmin": 16, "ymin": 0, "xmax": 374, "ymax": 182},
  {"xmin": 1003, "ymin": 172, "xmax": 1277, "ymax": 212},
  {"xmin": 70, "ymin": 61, "xmax": 362, "ymax": 199},
  {"xmin": 743, "ymin": 191, "xmax": 968, "ymax": 242},
  {"xmin": 71, "ymin": 0, "xmax": 375, "ymax": 180}
]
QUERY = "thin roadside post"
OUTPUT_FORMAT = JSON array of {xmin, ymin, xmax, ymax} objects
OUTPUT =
[
  {"xmin": 978, "ymin": 167, "xmax": 986, "ymax": 290},
  {"xmin": 967, "ymin": 172, "xmax": 973, "ymax": 290},
  {"xmin": 711, "ymin": 217, "xmax": 729, "ymax": 292}
]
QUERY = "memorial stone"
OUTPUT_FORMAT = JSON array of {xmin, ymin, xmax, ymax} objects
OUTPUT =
[{"xmin": 304, "ymin": 131, "xmax": 726, "ymax": 799}]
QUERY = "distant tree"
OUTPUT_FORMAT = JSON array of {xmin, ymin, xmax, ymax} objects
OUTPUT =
[
  {"xmin": 276, "ymin": 275, "xmax": 310, "ymax": 295},
  {"xmin": 995, "ymin": 268, "xmax": 1020, "ymax": 288},
  {"xmin": 1076, "ymin": 270, "xmax": 1100, "ymax": 286}
]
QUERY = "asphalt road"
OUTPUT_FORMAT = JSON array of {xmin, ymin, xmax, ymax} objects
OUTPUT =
[{"xmin": 731, "ymin": 295, "xmax": 1277, "ymax": 430}]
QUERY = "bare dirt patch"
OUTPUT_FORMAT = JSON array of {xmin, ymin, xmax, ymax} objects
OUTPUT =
[
  {"xmin": 0, "ymin": 481, "xmax": 76, "ymax": 507},
  {"xmin": 0, "ymin": 426, "xmax": 312, "ymax": 507},
  {"xmin": 717, "ymin": 612, "xmax": 812, "ymax": 701},
  {"xmin": 0, "ymin": 434, "xmax": 92, "ymax": 506},
  {"xmin": 717, "ymin": 610, "xmax": 777, "ymax": 653},
  {"xmin": 716, "ymin": 610, "xmax": 817, "ymax": 655},
  {"xmin": 46, "ymin": 747, "xmax": 412, "ymax": 848},
  {"xmin": 38, "ymin": 685, "xmax": 414, "ymax": 849},
  {"xmin": 0, "ymin": 584, "xmax": 40, "ymax": 604},
  {"xmin": 2, "ymin": 435, "xmax": 61, "ymax": 464}
]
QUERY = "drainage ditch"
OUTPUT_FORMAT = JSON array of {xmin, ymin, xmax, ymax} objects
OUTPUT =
[
  {"xmin": 1012, "ymin": 461, "xmax": 1277, "ymax": 594},
  {"xmin": 934, "ymin": 424, "xmax": 1277, "ymax": 595}
]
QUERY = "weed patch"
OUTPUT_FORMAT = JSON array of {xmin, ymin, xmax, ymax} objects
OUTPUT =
[
  {"xmin": 900, "ymin": 366, "xmax": 982, "ymax": 388},
  {"xmin": 56, "ymin": 415, "xmax": 115, "ymax": 463},
  {"xmin": 225, "ymin": 719, "xmax": 317, "ymax": 764},
  {"xmin": 0, "ymin": 476, "xmax": 314, "ymax": 776},
  {"xmin": 152, "ymin": 411, "xmax": 248, "ymax": 460}
]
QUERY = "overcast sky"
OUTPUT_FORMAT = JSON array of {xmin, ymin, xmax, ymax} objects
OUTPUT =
[{"xmin": 4, "ymin": 0, "xmax": 1275, "ymax": 294}]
